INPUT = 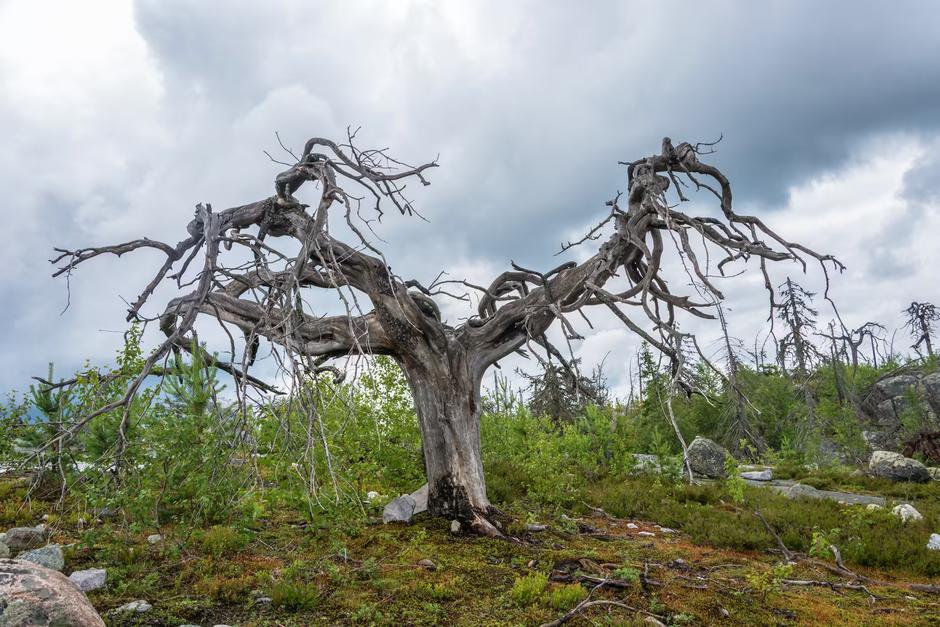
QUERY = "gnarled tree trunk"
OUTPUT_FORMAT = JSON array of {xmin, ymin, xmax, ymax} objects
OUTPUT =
[{"xmin": 398, "ymin": 346, "xmax": 495, "ymax": 533}]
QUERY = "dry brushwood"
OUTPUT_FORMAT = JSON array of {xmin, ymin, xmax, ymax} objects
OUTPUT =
[{"xmin": 48, "ymin": 131, "xmax": 841, "ymax": 535}]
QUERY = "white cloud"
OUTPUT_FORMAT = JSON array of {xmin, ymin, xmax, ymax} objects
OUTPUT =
[{"xmin": 1, "ymin": 1, "xmax": 939, "ymax": 398}]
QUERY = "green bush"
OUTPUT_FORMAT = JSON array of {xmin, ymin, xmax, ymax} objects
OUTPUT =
[
  {"xmin": 547, "ymin": 583, "xmax": 587, "ymax": 609},
  {"xmin": 200, "ymin": 526, "xmax": 249, "ymax": 557},
  {"xmin": 270, "ymin": 581, "xmax": 320, "ymax": 611},
  {"xmin": 509, "ymin": 572, "xmax": 548, "ymax": 606}
]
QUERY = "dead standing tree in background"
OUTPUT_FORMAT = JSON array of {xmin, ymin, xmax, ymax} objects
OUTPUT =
[
  {"xmin": 905, "ymin": 301, "xmax": 939, "ymax": 358},
  {"xmin": 776, "ymin": 277, "xmax": 824, "ymax": 444},
  {"xmin": 49, "ymin": 132, "xmax": 841, "ymax": 536}
]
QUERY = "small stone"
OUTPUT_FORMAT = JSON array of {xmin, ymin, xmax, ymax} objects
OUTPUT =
[
  {"xmin": 4, "ymin": 526, "xmax": 49, "ymax": 551},
  {"xmin": 383, "ymin": 484, "xmax": 429, "ymax": 524},
  {"xmin": 254, "ymin": 597, "xmax": 272, "ymax": 605},
  {"xmin": 179, "ymin": 624, "xmax": 202, "ymax": 627},
  {"xmin": 928, "ymin": 467, "xmax": 940, "ymax": 481},
  {"xmin": 644, "ymin": 616, "xmax": 667, "ymax": 627},
  {"xmin": 96, "ymin": 507, "xmax": 117, "ymax": 520},
  {"xmin": 116, "ymin": 599, "xmax": 152, "ymax": 614},
  {"xmin": 659, "ymin": 527, "xmax": 676, "ymax": 534},
  {"xmin": 631, "ymin": 454, "xmax": 662, "ymax": 474},
  {"xmin": 0, "ymin": 531, "xmax": 7, "ymax": 544},
  {"xmin": 250, "ymin": 589, "xmax": 265, "ymax": 599},
  {"xmin": 740, "ymin": 469, "xmax": 772, "ymax": 481},
  {"xmin": 0, "ymin": 541, "xmax": 9, "ymax": 558},
  {"xmin": 417, "ymin": 558, "xmax": 437, "ymax": 571},
  {"xmin": 366, "ymin": 490, "xmax": 379, "ymax": 501},
  {"xmin": 892, "ymin": 503, "xmax": 923, "ymax": 523},
  {"xmin": 147, "ymin": 533, "xmax": 163, "ymax": 544},
  {"xmin": 527, "ymin": 559, "xmax": 538, "ymax": 568},
  {"xmin": 626, "ymin": 523, "xmax": 639, "ymax": 529},
  {"xmin": 524, "ymin": 523, "xmax": 547, "ymax": 532},
  {"xmin": 213, "ymin": 624, "xmax": 233, "ymax": 626},
  {"xmin": 41, "ymin": 514, "xmax": 50, "ymax": 522},
  {"xmin": 450, "ymin": 520, "xmax": 461, "ymax": 534},
  {"xmin": 638, "ymin": 531, "xmax": 656, "ymax": 537},
  {"xmin": 69, "ymin": 568, "xmax": 107, "ymax": 592},
  {"xmin": 17, "ymin": 544, "xmax": 65, "ymax": 571},
  {"xmin": 719, "ymin": 607, "xmax": 730, "ymax": 617},
  {"xmin": 927, "ymin": 533, "xmax": 940, "ymax": 551},
  {"xmin": 866, "ymin": 503, "xmax": 882, "ymax": 511}
]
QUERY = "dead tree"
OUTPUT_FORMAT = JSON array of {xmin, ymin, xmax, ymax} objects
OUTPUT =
[
  {"xmin": 715, "ymin": 302, "xmax": 765, "ymax": 456},
  {"xmin": 48, "ymin": 133, "xmax": 841, "ymax": 535},
  {"xmin": 904, "ymin": 301, "xmax": 939, "ymax": 357},
  {"xmin": 521, "ymin": 359, "xmax": 609, "ymax": 426},
  {"xmin": 776, "ymin": 278, "xmax": 822, "ymax": 376},
  {"xmin": 776, "ymin": 278, "xmax": 824, "ymax": 443}
]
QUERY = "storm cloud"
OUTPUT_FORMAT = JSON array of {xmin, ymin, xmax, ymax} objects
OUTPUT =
[{"xmin": 1, "ymin": 0, "xmax": 939, "ymax": 397}]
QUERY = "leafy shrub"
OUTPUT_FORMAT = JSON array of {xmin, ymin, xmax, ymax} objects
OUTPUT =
[
  {"xmin": 200, "ymin": 526, "xmax": 249, "ymax": 557},
  {"xmin": 271, "ymin": 581, "xmax": 320, "ymax": 611},
  {"xmin": 612, "ymin": 566, "xmax": 639, "ymax": 583},
  {"xmin": 509, "ymin": 572, "xmax": 548, "ymax": 606},
  {"xmin": 548, "ymin": 583, "xmax": 587, "ymax": 610}
]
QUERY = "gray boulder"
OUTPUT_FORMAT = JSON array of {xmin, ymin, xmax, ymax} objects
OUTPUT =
[
  {"xmin": 860, "ymin": 372, "xmax": 940, "ymax": 451},
  {"xmin": 0, "ymin": 558, "xmax": 106, "ymax": 626},
  {"xmin": 0, "ymin": 542, "xmax": 9, "ymax": 559},
  {"xmin": 868, "ymin": 450, "xmax": 930, "ymax": 483},
  {"xmin": 115, "ymin": 600, "xmax": 152, "ymax": 614},
  {"xmin": 891, "ymin": 503, "xmax": 923, "ymax": 523},
  {"xmin": 630, "ymin": 454, "xmax": 661, "ymax": 474},
  {"xmin": 684, "ymin": 437, "xmax": 727, "ymax": 478},
  {"xmin": 928, "ymin": 533, "xmax": 940, "ymax": 551},
  {"xmin": 16, "ymin": 544, "xmax": 64, "ymax": 572},
  {"xmin": 740, "ymin": 469, "xmax": 773, "ymax": 481},
  {"xmin": 928, "ymin": 467, "xmax": 940, "ymax": 481},
  {"xmin": 383, "ymin": 484, "xmax": 428, "ymax": 523},
  {"xmin": 3, "ymin": 527, "xmax": 48, "ymax": 552},
  {"xmin": 69, "ymin": 568, "xmax": 107, "ymax": 592}
]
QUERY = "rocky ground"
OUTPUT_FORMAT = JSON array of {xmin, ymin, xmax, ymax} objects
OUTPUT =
[{"xmin": 2, "ymin": 450, "xmax": 940, "ymax": 627}]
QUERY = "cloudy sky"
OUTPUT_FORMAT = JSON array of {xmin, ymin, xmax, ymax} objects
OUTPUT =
[{"xmin": 1, "ymin": 0, "xmax": 939, "ymax": 399}]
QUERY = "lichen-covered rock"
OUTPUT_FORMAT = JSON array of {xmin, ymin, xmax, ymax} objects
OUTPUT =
[
  {"xmin": 382, "ymin": 484, "xmax": 428, "ymax": 524},
  {"xmin": 928, "ymin": 533, "xmax": 940, "ymax": 551},
  {"xmin": 0, "ymin": 558, "xmax": 106, "ymax": 626},
  {"xmin": 740, "ymin": 469, "xmax": 772, "ymax": 481},
  {"xmin": 683, "ymin": 437, "xmax": 727, "ymax": 478},
  {"xmin": 860, "ymin": 372, "xmax": 940, "ymax": 451},
  {"xmin": 3, "ymin": 527, "xmax": 48, "ymax": 552},
  {"xmin": 928, "ymin": 467, "xmax": 940, "ymax": 481},
  {"xmin": 16, "ymin": 544, "xmax": 64, "ymax": 572},
  {"xmin": 114, "ymin": 599, "xmax": 152, "ymax": 614},
  {"xmin": 630, "ymin": 454, "xmax": 661, "ymax": 474},
  {"xmin": 891, "ymin": 503, "xmax": 923, "ymax": 523},
  {"xmin": 68, "ymin": 568, "xmax": 107, "ymax": 592},
  {"xmin": 869, "ymin": 451, "xmax": 930, "ymax": 483},
  {"xmin": 0, "ymin": 542, "xmax": 9, "ymax": 559}
]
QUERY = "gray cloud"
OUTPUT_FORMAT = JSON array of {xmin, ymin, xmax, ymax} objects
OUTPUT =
[{"xmin": 1, "ymin": 0, "xmax": 940, "ymax": 396}]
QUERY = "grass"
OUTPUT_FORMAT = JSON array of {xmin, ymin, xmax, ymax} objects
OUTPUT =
[{"xmin": 2, "ymin": 474, "xmax": 940, "ymax": 625}]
